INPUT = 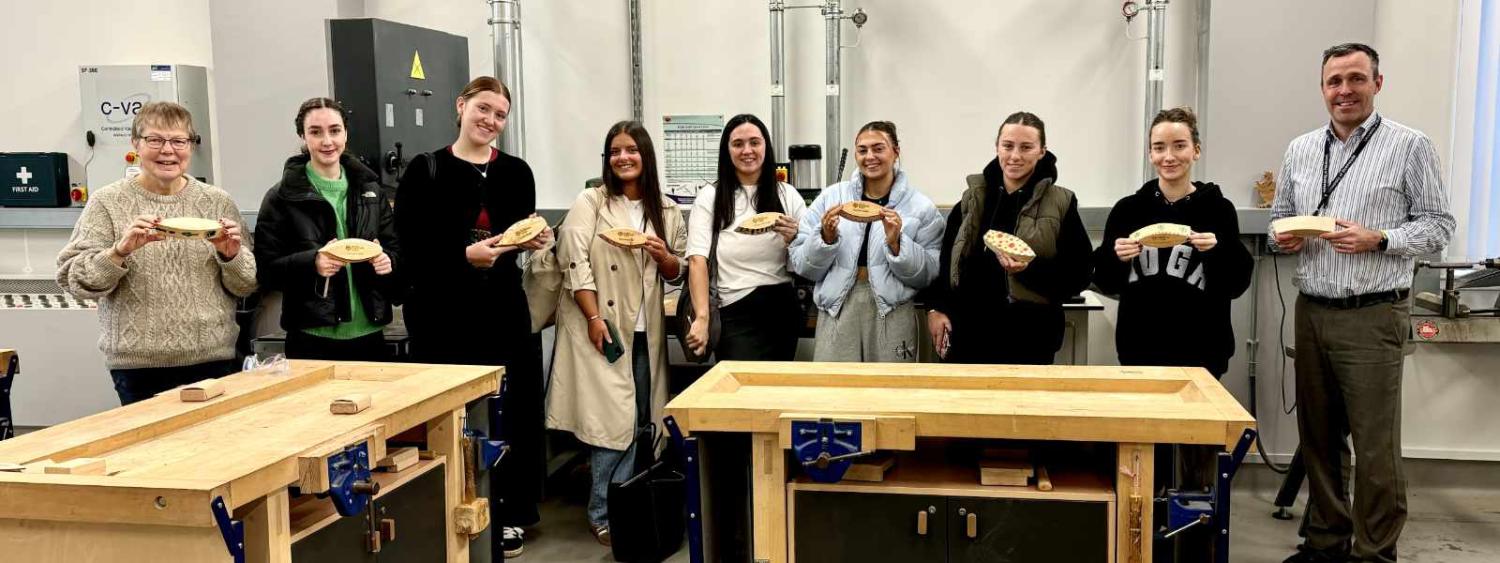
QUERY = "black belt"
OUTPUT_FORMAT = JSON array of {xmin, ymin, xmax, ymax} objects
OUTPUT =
[{"xmin": 1301, "ymin": 289, "xmax": 1409, "ymax": 310}]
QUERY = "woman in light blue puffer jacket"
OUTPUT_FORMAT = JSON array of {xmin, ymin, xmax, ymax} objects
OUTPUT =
[{"xmin": 789, "ymin": 121, "xmax": 945, "ymax": 361}]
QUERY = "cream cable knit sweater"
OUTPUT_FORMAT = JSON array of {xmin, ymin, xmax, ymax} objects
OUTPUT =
[{"xmin": 57, "ymin": 177, "xmax": 257, "ymax": 369}]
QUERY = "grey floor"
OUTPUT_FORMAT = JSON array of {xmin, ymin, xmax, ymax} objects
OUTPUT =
[{"xmin": 517, "ymin": 459, "xmax": 1500, "ymax": 562}]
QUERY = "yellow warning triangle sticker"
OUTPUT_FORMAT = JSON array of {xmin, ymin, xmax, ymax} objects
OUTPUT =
[{"xmin": 410, "ymin": 51, "xmax": 426, "ymax": 80}]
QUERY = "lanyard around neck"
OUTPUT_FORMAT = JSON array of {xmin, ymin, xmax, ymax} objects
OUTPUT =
[{"xmin": 1314, "ymin": 116, "xmax": 1382, "ymax": 216}]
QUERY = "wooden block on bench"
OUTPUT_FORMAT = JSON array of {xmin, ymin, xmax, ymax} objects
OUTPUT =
[
  {"xmin": 842, "ymin": 452, "xmax": 896, "ymax": 482},
  {"xmin": 179, "ymin": 379, "xmax": 225, "ymax": 402},
  {"xmin": 330, "ymin": 393, "xmax": 372, "ymax": 415},
  {"xmin": 376, "ymin": 447, "xmax": 419, "ymax": 472},
  {"xmin": 978, "ymin": 459, "xmax": 1033, "ymax": 487},
  {"xmin": 43, "ymin": 458, "xmax": 107, "ymax": 476}
]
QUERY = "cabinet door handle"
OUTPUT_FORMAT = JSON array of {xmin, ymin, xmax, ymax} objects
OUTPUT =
[
  {"xmin": 966, "ymin": 511, "xmax": 978, "ymax": 539},
  {"xmin": 916, "ymin": 510, "xmax": 928, "ymax": 536}
]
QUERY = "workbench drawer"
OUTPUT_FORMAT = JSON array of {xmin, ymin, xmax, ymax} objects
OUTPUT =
[{"xmin": 791, "ymin": 490, "xmax": 1109, "ymax": 563}]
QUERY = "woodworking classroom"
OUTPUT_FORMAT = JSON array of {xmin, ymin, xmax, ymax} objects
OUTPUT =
[{"xmin": 1, "ymin": 1, "xmax": 1498, "ymax": 562}]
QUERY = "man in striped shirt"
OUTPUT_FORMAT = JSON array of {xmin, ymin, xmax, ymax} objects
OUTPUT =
[{"xmin": 1271, "ymin": 43, "xmax": 1455, "ymax": 563}]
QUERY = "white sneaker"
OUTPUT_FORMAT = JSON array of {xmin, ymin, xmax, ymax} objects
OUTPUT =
[{"xmin": 502, "ymin": 526, "xmax": 525, "ymax": 558}]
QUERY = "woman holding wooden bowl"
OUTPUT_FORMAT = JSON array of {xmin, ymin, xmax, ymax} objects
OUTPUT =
[
  {"xmin": 57, "ymin": 101, "xmax": 257, "ymax": 405},
  {"xmin": 924, "ymin": 111, "xmax": 1092, "ymax": 365},
  {"xmin": 544, "ymin": 120, "xmax": 686, "ymax": 546},
  {"xmin": 789, "ymin": 120, "xmax": 944, "ymax": 362},
  {"xmin": 683, "ymin": 113, "xmax": 807, "ymax": 361},
  {"xmin": 1091, "ymin": 107, "xmax": 1253, "ymax": 377},
  {"xmin": 393, "ymin": 76, "xmax": 550, "ymax": 557},
  {"xmin": 253, "ymin": 97, "xmax": 400, "ymax": 362}
]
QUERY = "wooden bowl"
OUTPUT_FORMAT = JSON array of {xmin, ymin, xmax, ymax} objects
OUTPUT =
[
  {"xmin": 599, "ymin": 228, "xmax": 648, "ymax": 249},
  {"xmin": 320, "ymin": 238, "xmax": 382, "ymax": 263},
  {"xmin": 497, "ymin": 216, "xmax": 547, "ymax": 247},
  {"xmin": 838, "ymin": 201, "xmax": 885, "ymax": 223},
  {"xmin": 1130, "ymin": 223, "xmax": 1192, "ymax": 248},
  {"xmin": 1272, "ymin": 216, "xmax": 1336, "ymax": 237},
  {"xmin": 982, "ymin": 230, "xmax": 1036, "ymax": 263},
  {"xmin": 155, "ymin": 217, "xmax": 221, "ymax": 239},
  {"xmin": 734, "ymin": 212, "xmax": 784, "ymax": 235}
]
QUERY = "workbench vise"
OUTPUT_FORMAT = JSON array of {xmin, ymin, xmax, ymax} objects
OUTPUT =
[
  {"xmin": 326, "ymin": 442, "xmax": 379, "ymax": 517},
  {"xmin": 1155, "ymin": 428, "xmax": 1258, "ymax": 563},
  {"xmin": 463, "ymin": 428, "xmax": 507, "ymax": 472},
  {"xmin": 790, "ymin": 418, "xmax": 870, "ymax": 483}
]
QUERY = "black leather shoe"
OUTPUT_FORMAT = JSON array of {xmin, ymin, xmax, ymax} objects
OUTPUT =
[{"xmin": 1283, "ymin": 545, "xmax": 1347, "ymax": 563}]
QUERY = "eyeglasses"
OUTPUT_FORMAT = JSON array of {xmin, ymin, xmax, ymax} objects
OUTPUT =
[{"xmin": 139, "ymin": 136, "xmax": 194, "ymax": 150}]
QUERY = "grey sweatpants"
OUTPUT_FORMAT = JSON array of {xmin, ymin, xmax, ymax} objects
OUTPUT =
[{"xmin": 813, "ymin": 280, "xmax": 919, "ymax": 362}]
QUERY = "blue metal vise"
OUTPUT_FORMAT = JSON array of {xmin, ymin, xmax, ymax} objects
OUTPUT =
[
  {"xmin": 463, "ymin": 428, "xmax": 508, "ymax": 471},
  {"xmin": 326, "ymin": 442, "xmax": 378, "ymax": 517},
  {"xmin": 791, "ymin": 418, "xmax": 869, "ymax": 483},
  {"xmin": 1156, "ymin": 428, "xmax": 1259, "ymax": 563}
]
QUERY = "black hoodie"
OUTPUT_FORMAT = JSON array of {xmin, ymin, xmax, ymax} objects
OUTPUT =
[{"xmin": 1092, "ymin": 180, "xmax": 1253, "ymax": 376}]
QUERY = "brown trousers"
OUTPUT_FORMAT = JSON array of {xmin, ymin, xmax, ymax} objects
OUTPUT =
[{"xmin": 1294, "ymin": 295, "xmax": 1409, "ymax": 563}]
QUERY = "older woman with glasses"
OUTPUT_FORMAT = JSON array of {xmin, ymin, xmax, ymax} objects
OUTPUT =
[{"xmin": 57, "ymin": 101, "xmax": 257, "ymax": 405}]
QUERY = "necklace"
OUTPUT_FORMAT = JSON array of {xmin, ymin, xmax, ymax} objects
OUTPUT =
[{"xmin": 470, "ymin": 159, "xmax": 490, "ymax": 179}]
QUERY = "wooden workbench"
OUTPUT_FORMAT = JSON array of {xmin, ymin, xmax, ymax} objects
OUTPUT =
[
  {"xmin": 0, "ymin": 360, "xmax": 501, "ymax": 563},
  {"xmin": 664, "ymin": 361, "xmax": 1256, "ymax": 563}
]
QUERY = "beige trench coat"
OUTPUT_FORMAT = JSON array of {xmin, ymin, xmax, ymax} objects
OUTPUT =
[{"xmin": 543, "ymin": 187, "xmax": 687, "ymax": 451}]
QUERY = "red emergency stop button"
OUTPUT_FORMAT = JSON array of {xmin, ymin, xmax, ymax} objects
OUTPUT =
[
  {"xmin": 71, "ymin": 187, "xmax": 88, "ymax": 203},
  {"xmin": 125, "ymin": 152, "xmax": 138, "ymax": 164}
]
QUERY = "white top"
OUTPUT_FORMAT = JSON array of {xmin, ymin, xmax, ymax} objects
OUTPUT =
[
  {"xmin": 686, "ymin": 182, "xmax": 808, "ymax": 306},
  {"xmin": 620, "ymin": 197, "xmax": 650, "ymax": 332}
]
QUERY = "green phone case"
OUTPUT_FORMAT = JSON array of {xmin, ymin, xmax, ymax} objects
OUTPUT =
[{"xmin": 602, "ymin": 318, "xmax": 625, "ymax": 364}]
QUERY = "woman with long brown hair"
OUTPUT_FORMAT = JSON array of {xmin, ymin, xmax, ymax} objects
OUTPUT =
[{"xmin": 544, "ymin": 121, "xmax": 687, "ymax": 546}]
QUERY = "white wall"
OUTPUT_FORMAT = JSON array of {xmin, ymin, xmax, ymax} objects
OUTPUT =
[
  {"xmin": 364, "ymin": 0, "xmax": 632, "ymax": 208},
  {"xmin": 209, "ymin": 0, "xmax": 345, "ymax": 210},
  {"xmin": 644, "ymin": 0, "xmax": 1200, "ymax": 207}
]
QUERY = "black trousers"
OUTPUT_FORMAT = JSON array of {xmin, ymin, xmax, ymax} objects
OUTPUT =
[
  {"xmin": 947, "ymin": 300, "xmax": 1064, "ymax": 365},
  {"xmin": 715, "ymin": 283, "xmax": 803, "ymax": 361},
  {"xmin": 109, "ymin": 359, "xmax": 241, "ymax": 405},
  {"xmin": 284, "ymin": 330, "xmax": 389, "ymax": 361}
]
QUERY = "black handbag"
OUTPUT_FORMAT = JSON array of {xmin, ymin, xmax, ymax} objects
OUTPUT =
[
  {"xmin": 607, "ymin": 424, "xmax": 686, "ymax": 562},
  {"xmin": 675, "ymin": 223, "xmax": 721, "ymax": 363}
]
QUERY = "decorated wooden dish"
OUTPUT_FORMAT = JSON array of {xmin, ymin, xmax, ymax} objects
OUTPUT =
[
  {"xmin": 497, "ymin": 216, "xmax": 547, "ymax": 247},
  {"xmin": 1130, "ymin": 222, "xmax": 1192, "ymax": 248},
  {"xmin": 838, "ymin": 201, "xmax": 885, "ymax": 223},
  {"xmin": 734, "ymin": 212, "xmax": 784, "ymax": 235},
  {"xmin": 1272, "ymin": 215, "xmax": 1337, "ymax": 237},
  {"xmin": 319, "ymin": 238, "xmax": 382, "ymax": 263},
  {"xmin": 599, "ymin": 228, "xmax": 648, "ymax": 249},
  {"xmin": 982, "ymin": 229, "xmax": 1036, "ymax": 263},
  {"xmin": 154, "ymin": 217, "xmax": 221, "ymax": 239}
]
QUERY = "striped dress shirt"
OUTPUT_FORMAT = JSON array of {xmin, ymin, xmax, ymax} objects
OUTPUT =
[{"xmin": 1270, "ymin": 112, "xmax": 1455, "ymax": 298}]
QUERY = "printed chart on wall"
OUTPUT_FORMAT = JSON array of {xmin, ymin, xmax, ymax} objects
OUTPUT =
[{"xmin": 662, "ymin": 114, "xmax": 722, "ymax": 205}]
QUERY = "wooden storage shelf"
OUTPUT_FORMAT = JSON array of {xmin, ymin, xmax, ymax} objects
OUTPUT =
[
  {"xmin": 789, "ymin": 451, "xmax": 1114, "ymax": 503},
  {"xmin": 287, "ymin": 456, "xmax": 445, "ymax": 542}
]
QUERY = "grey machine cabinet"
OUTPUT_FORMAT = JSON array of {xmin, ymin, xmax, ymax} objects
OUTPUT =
[
  {"xmin": 794, "ymin": 490, "xmax": 1110, "ymax": 563},
  {"xmin": 327, "ymin": 18, "xmax": 470, "ymax": 186}
]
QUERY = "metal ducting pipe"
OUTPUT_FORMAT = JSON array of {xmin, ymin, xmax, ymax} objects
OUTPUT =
[
  {"xmin": 769, "ymin": 0, "xmax": 788, "ymax": 164},
  {"xmin": 822, "ymin": 0, "xmax": 843, "ymax": 186},
  {"xmin": 1142, "ymin": 0, "xmax": 1168, "ymax": 181},
  {"xmin": 628, "ymin": 0, "xmax": 643, "ymax": 122},
  {"xmin": 1195, "ymin": 0, "xmax": 1210, "ymax": 180},
  {"xmin": 489, "ymin": 0, "xmax": 525, "ymax": 158}
]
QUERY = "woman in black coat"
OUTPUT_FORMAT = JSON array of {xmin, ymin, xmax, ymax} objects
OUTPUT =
[
  {"xmin": 255, "ymin": 97, "xmax": 400, "ymax": 361},
  {"xmin": 394, "ymin": 76, "xmax": 550, "ymax": 558}
]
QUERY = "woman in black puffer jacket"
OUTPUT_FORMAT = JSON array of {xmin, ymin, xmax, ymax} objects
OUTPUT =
[{"xmin": 254, "ymin": 97, "xmax": 401, "ymax": 361}]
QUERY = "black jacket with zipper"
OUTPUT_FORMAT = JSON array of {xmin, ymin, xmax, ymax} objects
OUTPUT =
[
  {"xmin": 1092, "ymin": 180, "xmax": 1253, "ymax": 376},
  {"xmin": 254, "ymin": 153, "xmax": 401, "ymax": 332}
]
